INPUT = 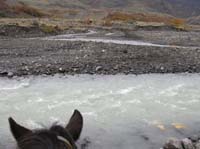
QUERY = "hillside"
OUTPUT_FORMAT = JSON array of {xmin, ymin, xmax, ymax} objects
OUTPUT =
[
  {"xmin": 0, "ymin": 0, "xmax": 12, "ymax": 17},
  {"xmin": 188, "ymin": 15, "xmax": 200, "ymax": 25},
  {"xmin": 1, "ymin": 0, "xmax": 200, "ymax": 18},
  {"xmin": 154, "ymin": 0, "xmax": 200, "ymax": 18}
]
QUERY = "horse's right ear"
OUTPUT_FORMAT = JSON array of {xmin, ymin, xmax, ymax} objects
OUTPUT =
[
  {"xmin": 66, "ymin": 110, "xmax": 83, "ymax": 141},
  {"xmin": 8, "ymin": 117, "xmax": 32, "ymax": 141}
]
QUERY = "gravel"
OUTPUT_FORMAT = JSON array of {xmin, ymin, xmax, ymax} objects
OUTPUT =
[{"xmin": 0, "ymin": 37, "xmax": 200, "ymax": 77}]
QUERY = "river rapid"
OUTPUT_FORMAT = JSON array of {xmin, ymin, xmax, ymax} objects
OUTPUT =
[{"xmin": 1, "ymin": 74, "xmax": 200, "ymax": 149}]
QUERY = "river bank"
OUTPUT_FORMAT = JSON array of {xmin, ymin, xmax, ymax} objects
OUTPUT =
[{"xmin": 0, "ymin": 35, "xmax": 200, "ymax": 77}]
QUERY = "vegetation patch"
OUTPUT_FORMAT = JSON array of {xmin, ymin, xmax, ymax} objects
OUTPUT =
[
  {"xmin": 12, "ymin": 2, "xmax": 47, "ymax": 17},
  {"xmin": 103, "ymin": 12, "xmax": 188, "ymax": 30},
  {"xmin": 39, "ymin": 24, "xmax": 61, "ymax": 33},
  {"xmin": 0, "ymin": 11, "xmax": 7, "ymax": 17}
]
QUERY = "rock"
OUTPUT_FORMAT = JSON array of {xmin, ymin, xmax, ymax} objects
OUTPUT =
[
  {"xmin": 181, "ymin": 138, "xmax": 194, "ymax": 149},
  {"xmin": 59, "ymin": 67, "xmax": 64, "ymax": 73},
  {"xmin": 160, "ymin": 66, "xmax": 165, "ymax": 70},
  {"xmin": 195, "ymin": 141, "xmax": 200, "ymax": 149},
  {"xmin": 80, "ymin": 137, "xmax": 91, "ymax": 149},
  {"xmin": 46, "ymin": 64, "xmax": 51, "ymax": 68},
  {"xmin": 140, "ymin": 135, "xmax": 149, "ymax": 141},
  {"xmin": 95, "ymin": 66, "xmax": 102, "ymax": 71},
  {"xmin": 0, "ymin": 71, "xmax": 8, "ymax": 76},
  {"xmin": 113, "ymin": 65, "xmax": 119, "ymax": 70},
  {"xmin": 189, "ymin": 135, "xmax": 199, "ymax": 142},
  {"xmin": 73, "ymin": 68, "xmax": 78, "ymax": 72},
  {"xmin": 163, "ymin": 138, "xmax": 183, "ymax": 149},
  {"xmin": 7, "ymin": 72, "xmax": 14, "ymax": 78},
  {"xmin": 24, "ymin": 66, "xmax": 29, "ymax": 71},
  {"xmin": 123, "ymin": 49, "xmax": 128, "ymax": 54}
]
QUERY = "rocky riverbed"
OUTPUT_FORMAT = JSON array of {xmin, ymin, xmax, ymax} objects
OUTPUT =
[{"xmin": 0, "ymin": 36, "xmax": 200, "ymax": 77}]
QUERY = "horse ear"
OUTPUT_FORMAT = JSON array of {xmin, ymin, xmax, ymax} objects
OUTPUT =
[
  {"xmin": 8, "ymin": 117, "xmax": 32, "ymax": 141},
  {"xmin": 66, "ymin": 110, "xmax": 83, "ymax": 141}
]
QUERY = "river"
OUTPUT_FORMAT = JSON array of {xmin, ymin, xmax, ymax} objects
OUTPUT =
[{"xmin": 1, "ymin": 74, "xmax": 200, "ymax": 149}]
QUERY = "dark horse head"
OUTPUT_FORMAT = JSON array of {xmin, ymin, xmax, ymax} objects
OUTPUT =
[{"xmin": 8, "ymin": 110, "xmax": 83, "ymax": 149}]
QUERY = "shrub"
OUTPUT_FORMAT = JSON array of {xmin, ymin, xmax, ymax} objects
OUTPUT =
[
  {"xmin": 102, "ymin": 20, "xmax": 113, "ymax": 26},
  {"xmin": 0, "ymin": 11, "xmax": 7, "ymax": 17},
  {"xmin": 12, "ymin": 3, "xmax": 47, "ymax": 17},
  {"xmin": 169, "ymin": 18, "xmax": 186, "ymax": 30},
  {"xmin": 39, "ymin": 24, "xmax": 60, "ymax": 33}
]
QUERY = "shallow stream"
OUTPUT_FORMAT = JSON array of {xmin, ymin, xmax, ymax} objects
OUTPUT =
[{"xmin": 1, "ymin": 74, "xmax": 200, "ymax": 149}]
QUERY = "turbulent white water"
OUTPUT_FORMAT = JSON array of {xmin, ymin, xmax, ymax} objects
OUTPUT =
[{"xmin": 1, "ymin": 74, "xmax": 200, "ymax": 149}]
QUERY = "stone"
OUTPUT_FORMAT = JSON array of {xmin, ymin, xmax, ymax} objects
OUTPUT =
[
  {"xmin": 195, "ymin": 141, "xmax": 200, "ymax": 149},
  {"xmin": 80, "ymin": 137, "xmax": 91, "ymax": 149},
  {"xmin": 189, "ymin": 135, "xmax": 199, "ymax": 142},
  {"xmin": 95, "ymin": 66, "xmax": 102, "ymax": 71},
  {"xmin": 24, "ymin": 66, "xmax": 29, "ymax": 71},
  {"xmin": 59, "ymin": 67, "xmax": 64, "ymax": 73},
  {"xmin": 163, "ymin": 138, "xmax": 183, "ymax": 149},
  {"xmin": 181, "ymin": 138, "xmax": 194, "ymax": 149},
  {"xmin": 7, "ymin": 72, "xmax": 14, "ymax": 78},
  {"xmin": 160, "ymin": 66, "xmax": 165, "ymax": 70},
  {"xmin": 0, "ymin": 71, "xmax": 8, "ymax": 76}
]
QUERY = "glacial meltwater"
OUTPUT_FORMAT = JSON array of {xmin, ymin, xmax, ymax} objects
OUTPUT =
[{"xmin": 1, "ymin": 74, "xmax": 200, "ymax": 149}]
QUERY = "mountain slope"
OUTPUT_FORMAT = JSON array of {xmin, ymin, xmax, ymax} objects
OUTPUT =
[
  {"xmin": 153, "ymin": 0, "xmax": 200, "ymax": 18},
  {"xmin": 1, "ymin": 0, "xmax": 200, "ymax": 18}
]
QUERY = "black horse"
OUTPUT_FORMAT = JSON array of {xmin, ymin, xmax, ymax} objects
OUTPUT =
[{"xmin": 8, "ymin": 110, "xmax": 83, "ymax": 149}]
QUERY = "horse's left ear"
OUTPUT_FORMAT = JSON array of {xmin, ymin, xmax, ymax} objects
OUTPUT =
[
  {"xmin": 8, "ymin": 117, "xmax": 32, "ymax": 142},
  {"xmin": 66, "ymin": 110, "xmax": 83, "ymax": 141}
]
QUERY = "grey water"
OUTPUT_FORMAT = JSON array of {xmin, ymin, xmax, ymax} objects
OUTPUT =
[{"xmin": 1, "ymin": 74, "xmax": 200, "ymax": 149}]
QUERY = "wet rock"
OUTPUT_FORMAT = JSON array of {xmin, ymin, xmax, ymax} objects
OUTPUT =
[
  {"xmin": 189, "ymin": 135, "xmax": 199, "ymax": 143},
  {"xmin": 163, "ymin": 138, "xmax": 183, "ymax": 149},
  {"xmin": 80, "ymin": 137, "xmax": 91, "ymax": 149},
  {"xmin": 181, "ymin": 138, "xmax": 194, "ymax": 149},
  {"xmin": 195, "ymin": 141, "xmax": 200, "ymax": 149},
  {"xmin": 140, "ymin": 135, "xmax": 149, "ymax": 141}
]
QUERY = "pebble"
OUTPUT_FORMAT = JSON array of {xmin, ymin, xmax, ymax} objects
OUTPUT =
[
  {"xmin": 7, "ymin": 72, "xmax": 14, "ymax": 78},
  {"xmin": 160, "ymin": 66, "xmax": 165, "ymax": 70},
  {"xmin": 95, "ymin": 66, "xmax": 102, "ymax": 71},
  {"xmin": 59, "ymin": 67, "xmax": 64, "ymax": 72}
]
